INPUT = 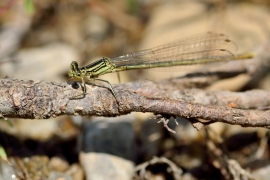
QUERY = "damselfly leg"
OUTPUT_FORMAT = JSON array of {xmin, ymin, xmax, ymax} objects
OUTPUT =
[{"xmin": 69, "ymin": 78, "xmax": 117, "ymax": 100}]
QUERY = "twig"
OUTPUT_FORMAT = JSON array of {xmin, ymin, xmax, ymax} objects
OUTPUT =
[
  {"xmin": 134, "ymin": 156, "xmax": 183, "ymax": 180},
  {"xmin": 205, "ymin": 129, "xmax": 255, "ymax": 180},
  {"xmin": 0, "ymin": 78, "xmax": 269, "ymax": 130},
  {"xmin": 156, "ymin": 114, "xmax": 176, "ymax": 134}
]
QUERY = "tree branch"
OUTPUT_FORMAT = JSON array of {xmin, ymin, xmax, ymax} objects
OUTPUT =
[{"xmin": 0, "ymin": 78, "xmax": 269, "ymax": 128}]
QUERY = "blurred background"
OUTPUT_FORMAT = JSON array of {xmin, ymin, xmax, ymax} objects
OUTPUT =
[{"xmin": 0, "ymin": 0, "xmax": 270, "ymax": 180}]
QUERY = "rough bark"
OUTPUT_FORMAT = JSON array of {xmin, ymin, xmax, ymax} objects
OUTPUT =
[{"xmin": 0, "ymin": 78, "xmax": 269, "ymax": 128}]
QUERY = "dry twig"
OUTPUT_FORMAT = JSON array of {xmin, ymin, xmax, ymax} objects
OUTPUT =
[{"xmin": 0, "ymin": 78, "xmax": 269, "ymax": 129}]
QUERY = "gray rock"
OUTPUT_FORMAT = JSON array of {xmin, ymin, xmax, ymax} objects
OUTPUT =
[
  {"xmin": 81, "ymin": 115, "xmax": 136, "ymax": 161},
  {"xmin": 80, "ymin": 152, "xmax": 134, "ymax": 180}
]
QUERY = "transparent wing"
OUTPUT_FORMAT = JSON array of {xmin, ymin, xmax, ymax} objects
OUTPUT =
[{"xmin": 111, "ymin": 32, "xmax": 237, "ymax": 68}]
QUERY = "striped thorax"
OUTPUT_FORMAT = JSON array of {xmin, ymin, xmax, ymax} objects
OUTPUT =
[{"xmin": 69, "ymin": 57, "xmax": 116, "ymax": 80}]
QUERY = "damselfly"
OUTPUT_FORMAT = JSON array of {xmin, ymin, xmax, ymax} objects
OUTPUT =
[{"xmin": 68, "ymin": 32, "xmax": 252, "ymax": 100}]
